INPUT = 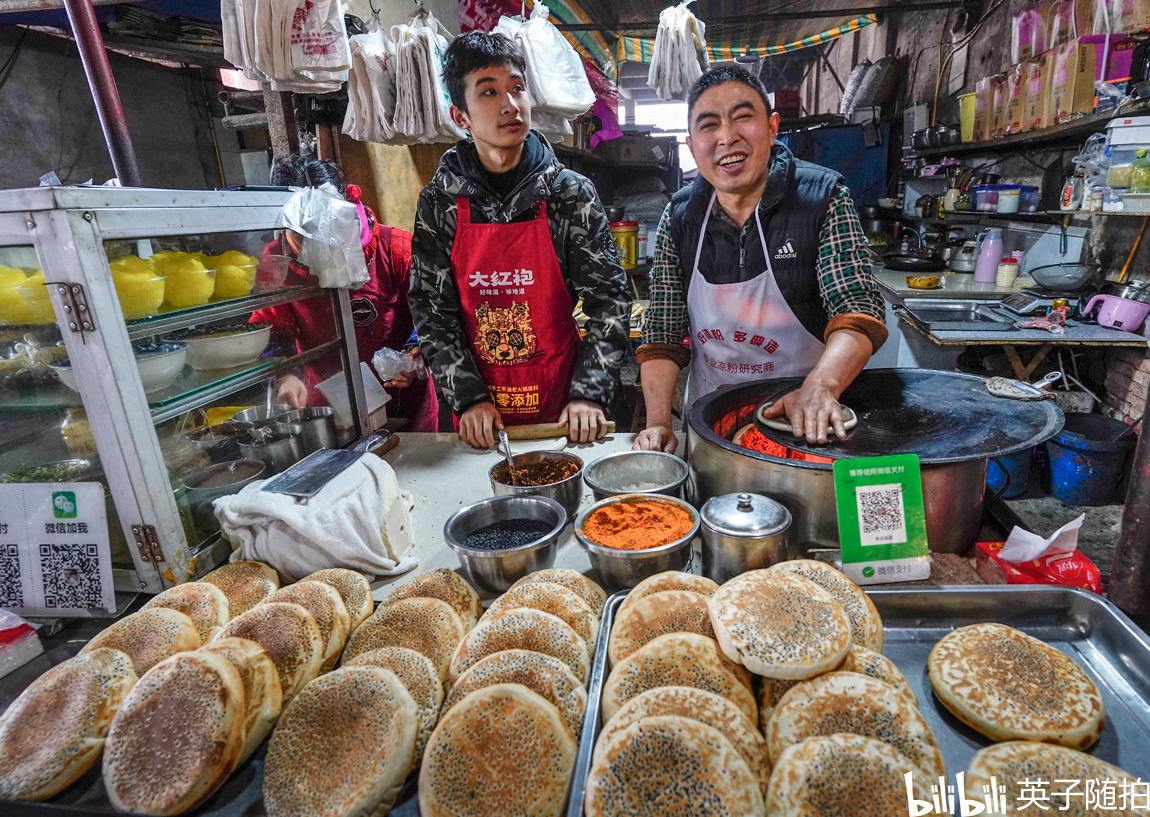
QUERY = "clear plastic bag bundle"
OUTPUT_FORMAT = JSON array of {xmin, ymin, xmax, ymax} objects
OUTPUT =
[
  {"xmin": 390, "ymin": 11, "xmax": 465, "ymax": 144},
  {"xmin": 276, "ymin": 184, "xmax": 369, "ymax": 289},
  {"xmin": 372, "ymin": 347, "xmax": 427, "ymax": 382},
  {"xmin": 497, "ymin": 3, "xmax": 594, "ymax": 119}
]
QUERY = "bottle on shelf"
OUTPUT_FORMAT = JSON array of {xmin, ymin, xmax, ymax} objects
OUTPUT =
[
  {"xmin": 1129, "ymin": 149, "xmax": 1150, "ymax": 194},
  {"xmin": 1060, "ymin": 174, "xmax": 1084, "ymax": 212}
]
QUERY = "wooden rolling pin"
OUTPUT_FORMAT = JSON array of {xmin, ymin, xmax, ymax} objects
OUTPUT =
[{"xmin": 504, "ymin": 421, "xmax": 616, "ymax": 440}]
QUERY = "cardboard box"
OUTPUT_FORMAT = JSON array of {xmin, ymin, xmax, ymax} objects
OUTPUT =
[
  {"xmin": 595, "ymin": 135, "xmax": 676, "ymax": 166},
  {"xmin": 1005, "ymin": 63, "xmax": 1029, "ymax": 133},
  {"xmin": 992, "ymin": 73, "xmax": 1010, "ymax": 137},
  {"xmin": 1048, "ymin": 39, "xmax": 1100, "ymax": 123},
  {"xmin": 974, "ymin": 76, "xmax": 993, "ymax": 141},
  {"xmin": 1024, "ymin": 53, "xmax": 1053, "ymax": 131},
  {"xmin": 1113, "ymin": 0, "xmax": 1150, "ymax": 33}
]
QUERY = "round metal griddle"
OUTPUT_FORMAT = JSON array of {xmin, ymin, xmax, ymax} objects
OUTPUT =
[{"xmin": 751, "ymin": 369, "xmax": 1063, "ymax": 465}]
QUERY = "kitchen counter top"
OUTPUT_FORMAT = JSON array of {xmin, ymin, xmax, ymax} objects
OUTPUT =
[{"xmin": 874, "ymin": 267, "xmax": 1023, "ymax": 299}]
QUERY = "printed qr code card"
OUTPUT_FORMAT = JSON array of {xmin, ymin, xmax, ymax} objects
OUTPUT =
[
  {"xmin": 833, "ymin": 454, "xmax": 931, "ymax": 586},
  {"xmin": 0, "ymin": 483, "xmax": 116, "ymax": 616}
]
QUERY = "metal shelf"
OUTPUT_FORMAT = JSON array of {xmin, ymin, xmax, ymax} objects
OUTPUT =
[
  {"xmin": 914, "ymin": 107, "xmax": 1144, "ymax": 158},
  {"xmin": 125, "ymin": 284, "xmax": 320, "ymax": 340},
  {"xmin": 149, "ymin": 340, "xmax": 341, "ymax": 424}
]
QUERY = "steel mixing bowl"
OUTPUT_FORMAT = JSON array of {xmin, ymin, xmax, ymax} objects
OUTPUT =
[
  {"xmin": 489, "ymin": 450, "xmax": 584, "ymax": 521},
  {"xmin": 582, "ymin": 450, "xmax": 688, "ymax": 501},
  {"xmin": 574, "ymin": 494, "xmax": 700, "ymax": 592},
  {"xmin": 444, "ymin": 495, "xmax": 567, "ymax": 597}
]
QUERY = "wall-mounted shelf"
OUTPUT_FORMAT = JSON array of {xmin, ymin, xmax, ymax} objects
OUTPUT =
[{"xmin": 915, "ymin": 106, "xmax": 1149, "ymax": 158}]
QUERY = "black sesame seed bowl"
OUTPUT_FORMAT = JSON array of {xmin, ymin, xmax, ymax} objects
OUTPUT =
[{"xmin": 443, "ymin": 495, "xmax": 568, "ymax": 597}]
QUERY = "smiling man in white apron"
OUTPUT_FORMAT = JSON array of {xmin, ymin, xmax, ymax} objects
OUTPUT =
[{"xmin": 634, "ymin": 65, "xmax": 888, "ymax": 453}]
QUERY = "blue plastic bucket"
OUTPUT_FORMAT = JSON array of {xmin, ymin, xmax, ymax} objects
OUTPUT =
[
  {"xmin": 987, "ymin": 447, "xmax": 1033, "ymax": 498},
  {"xmin": 1042, "ymin": 413, "xmax": 1135, "ymax": 505}
]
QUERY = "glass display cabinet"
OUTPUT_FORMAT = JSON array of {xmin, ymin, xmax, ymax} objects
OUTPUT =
[{"xmin": 0, "ymin": 187, "xmax": 372, "ymax": 601}]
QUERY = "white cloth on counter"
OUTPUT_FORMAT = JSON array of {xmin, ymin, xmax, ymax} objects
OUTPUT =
[{"xmin": 216, "ymin": 453, "xmax": 418, "ymax": 582}]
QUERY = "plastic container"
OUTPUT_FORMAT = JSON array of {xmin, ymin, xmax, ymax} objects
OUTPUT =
[
  {"xmin": 1060, "ymin": 174, "xmax": 1083, "ymax": 211},
  {"xmin": 996, "ymin": 185, "xmax": 1021, "ymax": 213},
  {"xmin": 1019, "ymin": 185, "xmax": 1040, "ymax": 212},
  {"xmin": 636, "ymin": 224, "xmax": 648, "ymax": 264},
  {"xmin": 987, "ymin": 447, "xmax": 1033, "ymax": 498},
  {"xmin": 1123, "ymin": 192, "xmax": 1150, "ymax": 213},
  {"xmin": 1108, "ymin": 164, "xmax": 1133, "ymax": 188},
  {"xmin": 112, "ymin": 275, "xmax": 166, "ymax": 318},
  {"xmin": 996, "ymin": 257, "xmax": 1020, "ymax": 287},
  {"xmin": 959, "ymin": 92, "xmax": 977, "ymax": 142},
  {"xmin": 1042, "ymin": 413, "xmax": 1136, "ymax": 505},
  {"xmin": 1130, "ymin": 149, "xmax": 1150, "ymax": 193},
  {"xmin": 972, "ymin": 185, "xmax": 999, "ymax": 213},
  {"xmin": 1105, "ymin": 187, "xmax": 1126, "ymax": 212},
  {"xmin": 609, "ymin": 222, "xmax": 639, "ymax": 270},
  {"xmin": 164, "ymin": 268, "xmax": 216, "ymax": 308}
]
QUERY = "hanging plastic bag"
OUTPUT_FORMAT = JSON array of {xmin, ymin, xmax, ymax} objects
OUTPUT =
[
  {"xmin": 286, "ymin": 0, "xmax": 351, "ymax": 76},
  {"xmin": 343, "ymin": 18, "xmax": 398, "ymax": 142},
  {"xmin": 514, "ymin": 3, "xmax": 594, "ymax": 117},
  {"xmin": 276, "ymin": 184, "xmax": 369, "ymax": 289},
  {"xmin": 648, "ymin": 0, "xmax": 708, "ymax": 101},
  {"xmin": 391, "ymin": 11, "xmax": 464, "ymax": 144}
]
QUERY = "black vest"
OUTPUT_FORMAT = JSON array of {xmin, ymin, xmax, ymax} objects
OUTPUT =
[{"xmin": 668, "ymin": 144, "xmax": 842, "ymax": 342}]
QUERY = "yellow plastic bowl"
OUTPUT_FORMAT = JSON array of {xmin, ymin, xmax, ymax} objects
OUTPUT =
[
  {"xmin": 212, "ymin": 264, "xmax": 257, "ymax": 299},
  {"xmin": 114, "ymin": 275, "xmax": 166, "ymax": 318},
  {"xmin": 164, "ymin": 268, "xmax": 216, "ymax": 308}
]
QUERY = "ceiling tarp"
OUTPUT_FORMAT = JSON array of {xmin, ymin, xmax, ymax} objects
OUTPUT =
[{"xmin": 618, "ymin": 10, "xmax": 877, "ymax": 63}]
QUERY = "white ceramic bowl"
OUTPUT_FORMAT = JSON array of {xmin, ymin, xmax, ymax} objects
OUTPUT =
[
  {"xmin": 183, "ymin": 324, "xmax": 271, "ymax": 371},
  {"xmin": 53, "ymin": 342, "xmax": 187, "ymax": 394}
]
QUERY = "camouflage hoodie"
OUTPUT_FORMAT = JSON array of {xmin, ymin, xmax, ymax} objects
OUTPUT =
[{"xmin": 409, "ymin": 131, "xmax": 632, "ymax": 415}]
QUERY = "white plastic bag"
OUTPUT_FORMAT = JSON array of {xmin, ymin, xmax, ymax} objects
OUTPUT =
[
  {"xmin": 286, "ymin": 0, "xmax": 350, "ymax": 75},
  {"xmin": 343, "ymin": 18, "xmax": 398, "ymax": 142},
  {"xmin": 276, "ymin": 184, "xmax": 369, "ymax": 289},
  {"xmin": 648, "ymin": 0, "xmax": 709, "ymax": 101},
  {"xmin": 508, "ymin": 3, "xmax": 594, "ymax": 118},
  {"xmin": 390, "ymin": 11, "xmax": 464, "ymax": 144}
]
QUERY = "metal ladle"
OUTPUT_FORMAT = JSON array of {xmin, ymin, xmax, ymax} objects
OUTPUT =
[{"xmin": 498, "ymin": 429, "xmax": 520, "ymax": 486}]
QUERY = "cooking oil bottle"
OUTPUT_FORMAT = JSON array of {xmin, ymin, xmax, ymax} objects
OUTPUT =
[{"xmin": 1129, "ymin": 149, "xmax": 1150, "ymax": 193}]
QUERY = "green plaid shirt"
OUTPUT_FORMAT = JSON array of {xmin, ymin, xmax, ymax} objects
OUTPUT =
[{"xmin": 641, "ymin": 183, "xmax": 885, "ymax": 346}]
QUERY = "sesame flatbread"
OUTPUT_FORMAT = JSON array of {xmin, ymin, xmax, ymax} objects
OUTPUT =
[
  {"xmin": 928, "ymin": 623, "xmax": 1105, "ymax": 749},
  {"xmin": 965, "ymin": 742, "xmax": 1139, "ymax": 816},
  {"xmin": 767, "ymin": 734, "xmax": 934, "ymax": 817},
  {"xmin": 81, "ymin": 608, "xmax": 201, "ymax": 676},
  {"xmin": 602, "ymin": 632, "xmax": 755, "ymax": 724},
  {"xmin": 383, "ymin": 568, "xmax": 481, "ymax": 630},
  {"xmin": 840, "ymin": 645, "xmax": 917, "ymax": 706},
  {"xmin": 214, "ymin": 602, "xmax": 324, "ymax": 705},
  {"xmin": 303, "ymin": 568, "xmax": 374, "ymax": 630},
  {"xmin": 509, "ymin": 568, "xmax": 607, "ymax": 616},
  {"xmin": 202, "ymin": 560, "xmax": 279, "ymax": 617},
  {"xmin": 709, "ymin": 569, "xmax": 852, "ymax": 679},
  {"xmin": 616, "ymin": 571, "xmax": 718, "ymax": 619},
  {"xmin": 343, "ymin": 598, "xmax": 466, "ymax": 683},
  {"xmin": 767, "ymin": 671, "xmax": 946, "ymax": 779},
  {"xmin": 344, "ymin": 647, "xmax": 443, "ymax": 766},
  {"xmin": 0, "ymin": 649, "xmax": 137, "ymax": 801},
  {"xmin": 441, "ymin": 649, "xmax": 587, "ymax": 741},
  {"xmin": 142, "ymin": 582, "xmax": 230, "ymax": 643},
  {"xmin": 200, "ymin": 637, "xmax": 282, "ymax": 764},
  {"xmin": 607, "ymin": 589, "xmax": 716, "ymax": 667},
  {"xmin": 103, "ymin": 651, "xmax": 245, "ymax": 816},
  {"xmin": 593, "ymin": 686, "xmax": 770, "ymax": 795},
  {"xmin": 483, "ymin": 582, "xmax": 599, "ymax": 647},
  {"xmin": 265, "ymin": 581, "xmax": 351, "ymax": 672},
  {"xmin": 585, "ymin": 716, "xmax": 765, "ymax": 817},
  {"xmin": 448, "ymin": 608, "xmax": 589, "ymax": 685},
  {"xmin": 264, "ymin": 667, "xmax": 418, "ymax": 817},
  {"xmin": 419, "ymin": 684, "xmax": 576, "ymax": 817},
  {"xmin": 770, "ymin": 560, "xmax": 883, "ymax": 651}
]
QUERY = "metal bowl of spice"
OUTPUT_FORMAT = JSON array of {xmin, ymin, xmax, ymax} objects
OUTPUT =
[
  {"xmin": 444, "ymin": 495, "xmax": 568, "ymax": 597},
  {"xmin": 574, "ymin": 494, "xmax": 701, "ymax": 592},
  {"xmin": 582, "ymin": 450, "xmax": 688, "ymax": 502},
  {"xmin": 489, "ymin": 451, "xmax": 584, "ymax": 521}
]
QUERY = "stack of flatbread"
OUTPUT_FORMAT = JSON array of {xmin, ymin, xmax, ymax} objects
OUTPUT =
[{"xmin": 416, "ymin": 568, "xmax": 606, "ymax": 817}]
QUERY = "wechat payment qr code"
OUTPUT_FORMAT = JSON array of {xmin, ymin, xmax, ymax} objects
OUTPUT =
[{"xmin": 856, "ymin": 483, "xmax": 908, "ymax": 547}]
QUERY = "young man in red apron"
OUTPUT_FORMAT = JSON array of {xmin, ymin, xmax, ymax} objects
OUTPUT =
[
  {"xmin": 409, "ymin": 32, "xmax": 631, "ymax": 449},
  {"xmin": 634, "ymin": 66, "xmax": 888, "ymax": 453}
]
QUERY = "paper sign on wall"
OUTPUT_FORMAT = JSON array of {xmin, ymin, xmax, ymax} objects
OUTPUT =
[
  {"xmin": 833, "ymin": 454, "xmax": 931, "ymax": 585},
  {"xmin": 0, "ymin": 483, "xmax": 116, "ymax": 616}
]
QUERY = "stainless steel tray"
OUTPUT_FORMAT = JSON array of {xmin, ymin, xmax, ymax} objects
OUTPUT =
[{"xmin": 566, "ymin": 586, "xmax": 1150, "ymax": 816}]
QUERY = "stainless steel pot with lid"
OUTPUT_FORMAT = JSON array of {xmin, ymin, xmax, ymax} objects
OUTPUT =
[
  {"xmin": 687, "ymin": 369, "xmax": 1063, "ymax": 555},
  {"xmin": 699, "ymin": 492, "xmax": 792, "ymax": 583}
]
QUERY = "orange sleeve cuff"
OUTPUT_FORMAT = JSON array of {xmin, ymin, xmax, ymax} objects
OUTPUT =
[
  {"xmin": 825, "ymin": 313, "xmax": 889, "ymax": 353},
  {"xmin": 636, "ymin": 342, "xmax": 690, "ymax": 369}
]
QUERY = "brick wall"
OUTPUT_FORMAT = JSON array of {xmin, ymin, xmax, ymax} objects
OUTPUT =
[{"xmin": 1104, "ymin": 348, "xmax": 1150, "ymax": 432}]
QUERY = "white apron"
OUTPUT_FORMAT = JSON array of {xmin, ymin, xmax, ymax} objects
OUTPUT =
[{"xmin": 685, "ymin": 191, "xmax": 827, "ymax": 410}]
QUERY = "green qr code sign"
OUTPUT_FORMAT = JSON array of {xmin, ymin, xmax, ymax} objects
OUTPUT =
[{"xmin": 52, "ymin": 491, "xmax": 77, "ymax": 518}]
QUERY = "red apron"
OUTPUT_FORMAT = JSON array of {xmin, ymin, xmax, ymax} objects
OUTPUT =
[{"xmin": 451, "ymin": 196, "xmax": 581, "ymax": 425}]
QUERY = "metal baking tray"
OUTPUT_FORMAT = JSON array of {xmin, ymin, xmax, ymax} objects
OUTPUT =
[{"xmin": 565, "ymin": 586, "xmax": 1150, "ymax": 816}]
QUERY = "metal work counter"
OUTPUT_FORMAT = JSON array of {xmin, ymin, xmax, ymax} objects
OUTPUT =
[{"xmin": 873, "ymin": 268, "xmax": 1022, "ymax": 300}]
